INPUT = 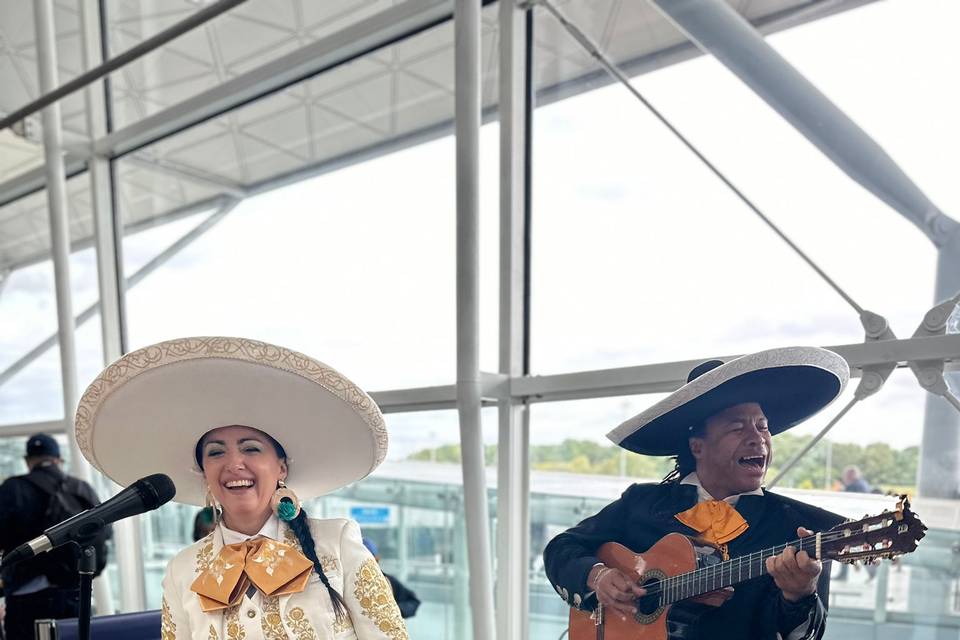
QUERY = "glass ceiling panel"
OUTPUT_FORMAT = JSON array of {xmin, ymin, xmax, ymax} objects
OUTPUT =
[
  {"xmin": 0, "ymin": 0, "xmax": 872, "ymax": 276},
  {"xmin": 0, "ymin": 1, "xmax": 90, "ymax": 151},
  {"xmin": 118, "ymin": 5, "xmax": 500, "ymax": 189},
  {"xmin": 104, "ymin": 0, "xmax": 400, "ymax": 129}
]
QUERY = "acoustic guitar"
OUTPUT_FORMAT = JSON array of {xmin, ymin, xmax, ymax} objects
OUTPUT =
[{"xmin": 568, "ymin": 495, "xmax": 926, "ymax": 640}]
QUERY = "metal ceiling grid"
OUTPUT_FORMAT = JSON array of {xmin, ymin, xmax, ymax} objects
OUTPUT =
[{"xmin": 0, "ymin": 0, "xmax": 876, "ymax": 275}]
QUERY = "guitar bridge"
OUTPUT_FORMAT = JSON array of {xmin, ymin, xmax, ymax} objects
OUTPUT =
[{"xmin": 592, "ymin": 603, "xmax": 604, "ymax": 626}]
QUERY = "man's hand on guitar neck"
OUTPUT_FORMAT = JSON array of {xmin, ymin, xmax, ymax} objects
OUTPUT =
[
  {"xmin": 765, "ymin": 527, "xmax": 822, "ymax": 603},
  {"xmin": 587, "ymin": 561, "xmax": 647, "ymax": 618}
]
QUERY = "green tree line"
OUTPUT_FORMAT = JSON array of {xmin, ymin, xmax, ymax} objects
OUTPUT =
[{"xmin": 407, "ymin": 433, "xmax": 917, "ymax": 492}]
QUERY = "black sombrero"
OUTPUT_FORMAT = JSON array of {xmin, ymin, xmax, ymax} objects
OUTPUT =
[{"xmin": 606, "ymin": 346, "xmax": 849, "ymax": 456}]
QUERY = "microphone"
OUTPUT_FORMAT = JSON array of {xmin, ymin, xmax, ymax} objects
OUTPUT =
[{"xmin": 1, "ymin": 473, "xmax": 176, "ymax": 569}]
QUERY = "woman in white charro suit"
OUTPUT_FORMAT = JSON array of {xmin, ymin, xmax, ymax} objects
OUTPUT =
[{"xmin": 75, "ymin": 336, "xmax": 408, "ymax": 640}]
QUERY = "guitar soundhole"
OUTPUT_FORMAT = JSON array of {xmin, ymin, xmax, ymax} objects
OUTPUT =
[{"xmin": 634, "ymin": 570, "xmax": 667, "ymax": 624}]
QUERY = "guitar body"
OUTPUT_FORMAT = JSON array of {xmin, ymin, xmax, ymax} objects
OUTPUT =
[
  {"xmin": 566, "ymin": 497, "xmax": 927, "ymax": 640},
  {"xmin": 569, "ymin": 534, "xmax": 718, "ymax": 640}
]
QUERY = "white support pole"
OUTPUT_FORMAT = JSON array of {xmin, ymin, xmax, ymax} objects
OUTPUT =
[
  {"xmin": 496, "ymin": 2, "xmax": 530, "ymax": 640},
  {"xmin": 455, "ymin": 0, "xmax": 495, "ymax": 638},
  {"xmin": 918, "ymin": 234, "xmax": 960, "ymax": 498},
  {"xmin": 32, "ymin": 0, "xmax": 115, "ymax": 615},
  {"xmin": 78, "ymin": 0, "xmax": 145, "ymax": 613}
]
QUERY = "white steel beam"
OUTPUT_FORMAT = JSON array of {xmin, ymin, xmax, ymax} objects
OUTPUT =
[
  {"xmin": 496, "ymin": 2, "xmax": 530, "ymax": 640},
  {"xmin": 649, "ymin": 0, "xmax": 959, "ymax": 247},
  {"xmin": 0, "ymin": 152, "xmax": 86, "ymax": 208},
  {"xmin": 79, "ymin": 0, "xmax": 144, "ymax": 613},
  {"xmin": 7, "ymin": 194, "xmax": 234, "ymax": 273},
  {"xmin": 511, "ymin": 335, "xmax": 960, "ymax": 403},
  {"xmin": 0, "ymin": 419, "xmax": 67, "ymax": 437},
  {"xmin": 918, "ymin": 240, "xmax": 960, "ymax": 498},
  {"xmin": 33, "ymin": 0, "xmax": 114, "ymax": 614},
  {"xmin": 455, "ymin": 0, "xmax": 495, "ymax": 638}
]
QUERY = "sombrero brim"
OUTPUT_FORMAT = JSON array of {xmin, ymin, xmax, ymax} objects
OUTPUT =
[
  {"xmin": 75, "ymin": 337, "xmax": 387, "ymax": 506},
  {"xmin": 607, "ymin": 346, "xmax": 849, "ymax": 456}
]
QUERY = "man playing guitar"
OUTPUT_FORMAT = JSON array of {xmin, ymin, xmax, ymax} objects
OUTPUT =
[{"xmin": 544, "ymin": 347, "xmax": 850, "ymax": 640}]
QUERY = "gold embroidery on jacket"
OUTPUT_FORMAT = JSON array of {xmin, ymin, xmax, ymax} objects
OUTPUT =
[
  {"xmin": 283, "ymin": 523, "xmax": 338, "ymax": 574},
  {"xmin": 225, "ymin": 607, "xmax": 246, "ymax": 640},
  {"xmin": 319, "ymin": 555, "xmax": 339, "ymax": 575},
  {"xmin": 282, "ymin": 526, "xmax": 300, "ymax": 551},
  {"xmin": 161, "ymin": 596, "xmax": 177, "ymax": 640},
  {"xmin": 260, "ymin": 596, "xmax": 286, "ymax": 640},
  {"xmin": 208, "ymin": 624, "xmax": 219, "ymax": 640},
  {"xmin": 196, "ymin": 534, "xmax": 215, "ymax": 573},
  {"xmin": 285, "ymin": 607, "xmax": 318, "ymax": 640},
  {"xmin": 353, "ymin": 559, "xmax": 408, "ymax": 639}
]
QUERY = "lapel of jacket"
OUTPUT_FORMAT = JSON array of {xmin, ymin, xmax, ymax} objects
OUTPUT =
[
  {"xmin": 650, "ymin": 482, "xmax": 701, "ymax": 537},
  {"xmin": 191, "ymin": 528, "xmax": 228, "ymax": 640},
  {"xmin": 726, "ymin": 491, "xmax": 770, "ymax": 556}
]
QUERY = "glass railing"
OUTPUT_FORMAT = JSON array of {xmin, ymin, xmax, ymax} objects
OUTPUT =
[{"xmin": 133, "ymin": 465, "xmax": 960, "ymax": 639}]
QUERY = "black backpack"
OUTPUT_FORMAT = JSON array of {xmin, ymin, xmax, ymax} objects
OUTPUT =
[{"xmin": 21, "ymin": 473, "xmax": 108, "ymax": 586}]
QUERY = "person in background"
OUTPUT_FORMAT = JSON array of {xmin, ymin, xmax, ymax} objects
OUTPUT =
[
  {"xmin": 0, "ymin": 434, "xmax": 110, "ymax": 640},
  {"xmin": 363, "ymin": 538, "xmax": 421, "ymax": 619},
  {"xmin": 841, "ymin": 466, "xmax": 873, "ymax": 493},
  {"xmin": 192, "ymin": 507, "xmax": 216, "ymax": 542}
]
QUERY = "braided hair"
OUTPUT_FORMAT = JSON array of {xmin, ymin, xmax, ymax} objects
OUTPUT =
[
  {"xmin": 288, "ymin": 508, "xmax": 348, "ymax": 622},
  {"xmin": 659, "ymin": 421, "xmax": 704, "ymax": 484}
]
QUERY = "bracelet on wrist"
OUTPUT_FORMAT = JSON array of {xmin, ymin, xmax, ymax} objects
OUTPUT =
[{"xmin": 591, "ymin": 566, "xmax": 613, "ymax": 590}]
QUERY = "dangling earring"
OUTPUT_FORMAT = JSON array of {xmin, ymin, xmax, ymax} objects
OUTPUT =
[
  {"xmin": 271, "ymin": 480, "xmax": 301, "ymax": 522},
  {"xmin": 205, "ymin": 488, "xmax": 222, "ymax": 525}
]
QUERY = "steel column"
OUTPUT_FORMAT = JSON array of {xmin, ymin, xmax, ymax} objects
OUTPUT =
[
  {"xmin": 455, "ymin": 0, "xmax": 495, "ymax": 638},
  {"xmin": 496, "ymin": 2, "xmax": 531, "ymax": 639},
  {"xmin": 918, "ymin": 232, "xmax": 960, "ymax": 498},
  {"xmin": 78, "ymin": 0, "xmax": 145, "ymax": 612},
  {"xmin": 32, "ymin": 0, "xmax": 115, "ymax": 615}
]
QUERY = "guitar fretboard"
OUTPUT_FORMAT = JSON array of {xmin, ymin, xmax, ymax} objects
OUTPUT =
[{"xmin": 651, "ymin": 536, "xmax": 819, "ymax": 605}]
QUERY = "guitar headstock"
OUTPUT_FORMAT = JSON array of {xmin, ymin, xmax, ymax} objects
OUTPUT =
[{"xmin": 820, "ymin": 495, "xmax": 927, "ymax": 564}]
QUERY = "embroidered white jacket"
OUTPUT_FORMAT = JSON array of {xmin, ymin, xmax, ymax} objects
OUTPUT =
[{"xmin": 161, "ymin": 517, "xmax": 409, "ymax": 640}]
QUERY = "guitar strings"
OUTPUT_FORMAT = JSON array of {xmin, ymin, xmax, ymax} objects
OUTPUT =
[{"xmin": 637, "ymin": 527, "xmax": 899, "ymax": 603}]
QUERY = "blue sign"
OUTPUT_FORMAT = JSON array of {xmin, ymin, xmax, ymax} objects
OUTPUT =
[{"xmin": 350, "ymin": 506, "xmax": 391, "ymax": 525}]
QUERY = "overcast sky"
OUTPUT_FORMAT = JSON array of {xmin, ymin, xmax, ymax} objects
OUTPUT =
[{"xmin": 0, "ymin": 0, "xmax": 957, "ymax": 463}]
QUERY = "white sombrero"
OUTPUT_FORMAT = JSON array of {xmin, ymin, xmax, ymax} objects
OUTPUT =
[
  {"xmin": 607, "ymin": 346, "xmax": 849, "ymax": 456},
  {"xmin": 75, "ymin": 336, "xmax": 387, "ymax": 506}
]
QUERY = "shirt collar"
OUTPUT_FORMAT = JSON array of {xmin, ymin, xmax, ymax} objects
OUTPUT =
[
  {"xmin": 680, "ymin": 472, "xmax": 763, "ymax": 506},
  {"xmin": 219, "ymin": 514, "xmax": 280, "ymax": 546}
]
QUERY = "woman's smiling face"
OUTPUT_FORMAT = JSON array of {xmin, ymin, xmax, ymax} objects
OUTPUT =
[{"xmin": 200, "ymin": 425, "xmax": 287, "ymax": 534}]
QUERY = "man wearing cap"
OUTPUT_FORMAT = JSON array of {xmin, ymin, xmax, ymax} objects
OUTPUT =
[
  {"xmin": 0, "ymin": 434, "xmax": 108, "ymax": 639},
  {"xmin": 544, "ymin": 347, "xmax": 849, "ymax": 640}
]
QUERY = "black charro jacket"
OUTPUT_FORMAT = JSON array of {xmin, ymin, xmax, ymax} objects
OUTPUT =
[{"xmin": 543, "ymin": 481, "xmax": 844, "ymax": 640}]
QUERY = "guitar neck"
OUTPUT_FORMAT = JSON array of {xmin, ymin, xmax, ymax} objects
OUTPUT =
[{"xmin": 659, "ymin": 536, "xmax": 818, "ymax": 605}]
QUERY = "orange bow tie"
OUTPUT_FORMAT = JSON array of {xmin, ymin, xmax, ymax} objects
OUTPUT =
[
  {"xmin": 675, "ymin": 500, "xmax": 749, "ymax": 548},
  {"xmin": 191, "ymin": 537, "xmax": 314, "ymax": 612}
]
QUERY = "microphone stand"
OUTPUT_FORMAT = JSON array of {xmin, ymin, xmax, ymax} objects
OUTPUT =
[{"xmin": 77, "ymin": 544, "xmax": 96, "ymax": 640}]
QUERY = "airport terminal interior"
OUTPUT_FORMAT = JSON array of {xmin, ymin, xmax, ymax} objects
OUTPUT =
[{"xmin": 1, "ymin": 0, "xmax": 959, "ymax": 639}]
